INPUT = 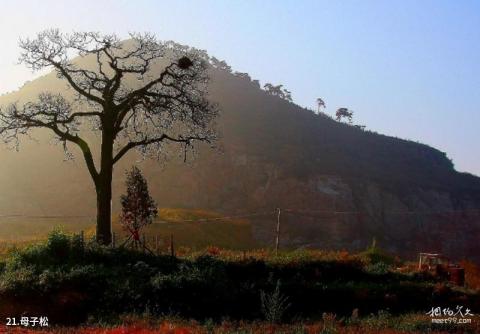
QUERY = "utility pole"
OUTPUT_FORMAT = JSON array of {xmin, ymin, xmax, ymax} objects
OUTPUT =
[
  {"xmin": 275, "ymin": 208, "xmax": 281, "ymax": 255},
  {"xmin": 170, "ymin": 233, "xmax": 175, "ymax": 257}
]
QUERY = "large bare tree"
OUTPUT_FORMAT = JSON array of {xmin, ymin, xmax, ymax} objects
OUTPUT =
[{"xmin": 0, "ymin": 30, "xmax": 218, "ymax": 244}]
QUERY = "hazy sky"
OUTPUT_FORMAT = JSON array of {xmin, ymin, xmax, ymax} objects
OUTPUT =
[{"xmin": 0, "ymin": 0, "xmax": 479, "ymax": 175}]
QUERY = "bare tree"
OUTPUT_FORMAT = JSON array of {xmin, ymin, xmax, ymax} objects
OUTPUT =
[{"xmin": 0, "ymin": 30, "xmax": 218, "ymax": 245}]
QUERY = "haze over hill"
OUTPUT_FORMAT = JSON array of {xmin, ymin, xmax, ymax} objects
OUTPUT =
[{"xmin": 1, "ymin": 49, "xmax": 479, "ymax": 262}]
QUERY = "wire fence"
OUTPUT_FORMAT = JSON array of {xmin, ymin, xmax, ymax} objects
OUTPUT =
[
  {"xmin": 2, "ymin": 206, "xmax": 479, "ymax": 257},
  {"xmin": 1, "ymin": 208, "xmax": 480, "ymax": 221}
]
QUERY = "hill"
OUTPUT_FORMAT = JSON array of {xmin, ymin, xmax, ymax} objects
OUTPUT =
[{"xmin": 0, "ymin": 47, "xmax": 479, "ymax": 262}]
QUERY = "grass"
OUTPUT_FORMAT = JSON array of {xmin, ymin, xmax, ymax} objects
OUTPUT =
[
  {"xmin": 1, "ymin": 313, "xmax": 480, "ymax": 333},
  {"xmin": 0, "ymin": 226, "xmax": 479, "ymax": 333},
  {"xmin": 0, "ymin": 216, "xmax": 93, "ymax": 241}
]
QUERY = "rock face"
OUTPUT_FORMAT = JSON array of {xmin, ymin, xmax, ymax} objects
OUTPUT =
[
  {"xmin": 0, "ymin": 61, "xmax": 479, "ymax": 262},
  {"xmin": 143, "ymin": 153, "xmax": 480, "ymax": 262}
]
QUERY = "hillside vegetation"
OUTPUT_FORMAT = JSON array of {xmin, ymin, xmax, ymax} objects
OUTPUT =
[
  {"xmin": 0, "ymin": 48, "xmax": 479, "ymax": 262},
  {"xmin": 1, "ymin": 55, "xmax": 478, "ymax": 213}
]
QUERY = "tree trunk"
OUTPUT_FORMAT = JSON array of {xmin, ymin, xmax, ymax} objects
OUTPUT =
[
  {"xmin": 96, "ymin": 172, "xmax": 112, "ymax": 245},
  {"xmin": 96, "ymin": 122, "xmax": 114, "ymax": 245}
]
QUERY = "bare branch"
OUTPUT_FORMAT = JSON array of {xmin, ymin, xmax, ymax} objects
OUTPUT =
[
  {"xmin": 0, "ymin": 95, "xmax": 99, "ymax": 184},
  {"xmin": 3, "ymin": 29, "xmax": 217, "ymax": 190},
  {"xmin": 19, "ymin": 30, "xmax": 107, "ymax": 105},
  {"xmin": 113, "ymin": 133, "xmax": 211, "ymax": 164}
]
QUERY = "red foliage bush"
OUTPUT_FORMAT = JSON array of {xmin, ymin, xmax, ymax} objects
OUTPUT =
[
  {"xmin": 460, "ymin": 259, "xmax": 480, "ymax": 290},
  {"xmin": 206, "ymin": 246, "xmax": 221, "ymax": 256}
]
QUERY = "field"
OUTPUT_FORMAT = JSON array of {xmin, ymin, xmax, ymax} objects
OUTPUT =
[
  {"xmin": 130, "ymin": 208, "xmax": 258, "ymax": 250},
  {"xmin": 0, "ymin": 208, "xmax": 257, "ymax": 257}
]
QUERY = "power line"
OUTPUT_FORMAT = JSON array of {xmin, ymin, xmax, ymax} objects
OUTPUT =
[
  {"xmin": 283, "ymin": 208, "xmax": 480, "ymax": 215},
  {"xmin": 1, "ymin": 207, "xmax": 479, "ymax": 222},
  {"xmin": 153, "ymin": 211, "xmax": 275, "ymax": 224},
  {"xmin": 0, "ymin": 214, "xmax": 94, "ymax": 219}
]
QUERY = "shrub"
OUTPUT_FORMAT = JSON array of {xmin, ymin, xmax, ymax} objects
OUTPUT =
[
  {"xmin": 360, "ymin": 241, "xmax": 396, "ymax": 267},
  {"xmin": 365, "ymin": 262, "xmax": 390, "ymax": 275},
  {"xmin": 460, "ymin": 259, "xmax": 480, "ymax": 290},
  {"xmin": 0, "ymin": 239, "xmax": 477, "ymax": 326},
  {"xmin": 46, "ymin": 229, "xmax": 71, "ymax": 258},
  {"xmin": 260, "ymin": 280, "xmax": 290, "ymax": 324},
  {"xmin": 0, "ymin": 265, "xmax": 37, "ymax": 292},
  {"xmin": 321, "ymin": 312, "xmax": 338, "ymax": 334}
]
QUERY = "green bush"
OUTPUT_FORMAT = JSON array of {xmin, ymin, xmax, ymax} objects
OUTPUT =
[
  {"xmin": 360, "ymin": 239, "xmax": 397, "ymax": 272},
  {"xmin": 46, "ymin": 229, "xmax": 71, "ymax": 257},
  {"xmin": 365, "ymin": 262, "xmax": 390, "ymax": 275},
  {"xmin": 0, "ymin": 265, "xmax": 37, "ymax": 292},
  {"xmin": 0, "ymin": 232, "xmax": 477, "ymax": 326}
]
